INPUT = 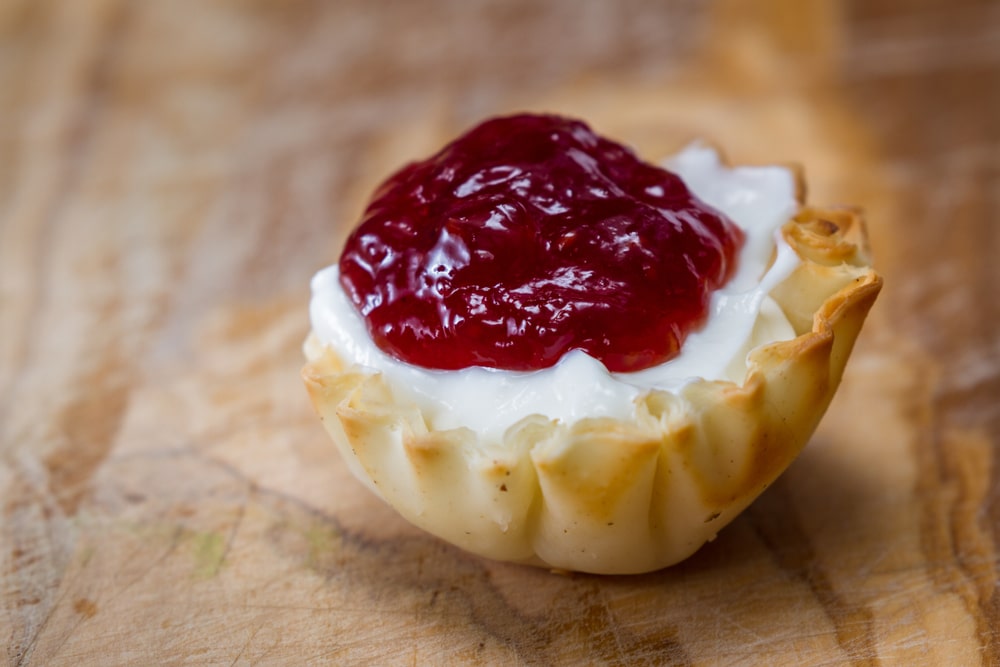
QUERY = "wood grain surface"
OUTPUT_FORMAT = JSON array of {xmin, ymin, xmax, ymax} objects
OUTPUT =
[{"xmin": 1, "ymin": 0, "xmax": 998, "ymax": 664}]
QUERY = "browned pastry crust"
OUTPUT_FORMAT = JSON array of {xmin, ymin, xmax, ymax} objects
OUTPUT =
[{"xmin": 303, "ymin": 205, "xmax": 881, "ymax": 574}]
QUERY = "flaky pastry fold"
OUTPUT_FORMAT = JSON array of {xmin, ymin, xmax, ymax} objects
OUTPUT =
[{"xmin": 303, "ymin": 206, "xmax": 881, "ymax": 574}]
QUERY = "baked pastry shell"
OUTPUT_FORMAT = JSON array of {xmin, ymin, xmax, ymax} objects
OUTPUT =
[{"xmin": 302, "ymin": 205, "xmax": 881, "ymax": 574}]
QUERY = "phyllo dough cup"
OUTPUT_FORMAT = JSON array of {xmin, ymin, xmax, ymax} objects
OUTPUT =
[{"xmin": 303, "ymin": 205, "xmax": 881, "ymax": 574}]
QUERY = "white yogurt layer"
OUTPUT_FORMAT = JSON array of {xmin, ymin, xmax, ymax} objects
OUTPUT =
[{"xmin": 310, "ymin": 144, "xmax": 801, "ymax": 441}]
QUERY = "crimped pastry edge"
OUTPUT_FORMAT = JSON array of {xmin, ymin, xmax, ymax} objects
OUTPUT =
[{"xmin": 302, "ymin": 206, "xmax": 882, "ymax": 574}]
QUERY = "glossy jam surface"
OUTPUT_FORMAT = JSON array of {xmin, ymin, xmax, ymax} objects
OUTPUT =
[{"xmin": 338, "ymin": 114, "xmax": 745, "ymax": 372}]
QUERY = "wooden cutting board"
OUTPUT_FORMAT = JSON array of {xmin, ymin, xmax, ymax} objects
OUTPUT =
[{"xmin": 2, "ymin": 0, "xmax": 997, "ymax": 664}]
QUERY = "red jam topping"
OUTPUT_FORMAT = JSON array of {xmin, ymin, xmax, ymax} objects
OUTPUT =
[{"xmin": 338, "ymin": 114, "xmax": 744, "ymax": 373}]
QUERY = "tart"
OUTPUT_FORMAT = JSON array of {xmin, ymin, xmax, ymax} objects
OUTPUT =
[{"xmin": 302, "ymin": 114, "xmax": 881, "ymax": 574}]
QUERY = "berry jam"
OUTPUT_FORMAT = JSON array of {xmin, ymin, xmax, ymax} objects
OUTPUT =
[{"xmin": 338, "ymin": 114, "xmax": 744, "ymax": 373}]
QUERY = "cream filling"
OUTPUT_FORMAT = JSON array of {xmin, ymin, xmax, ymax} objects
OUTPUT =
[{"xmin": 310, "ymin": 144, "xmax": 800, "ymax": 441}]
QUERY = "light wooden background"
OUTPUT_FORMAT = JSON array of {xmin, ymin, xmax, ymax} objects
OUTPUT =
[{"xmin": 1, "ymin": 0, "xmax": 998, "ymax": 664}]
